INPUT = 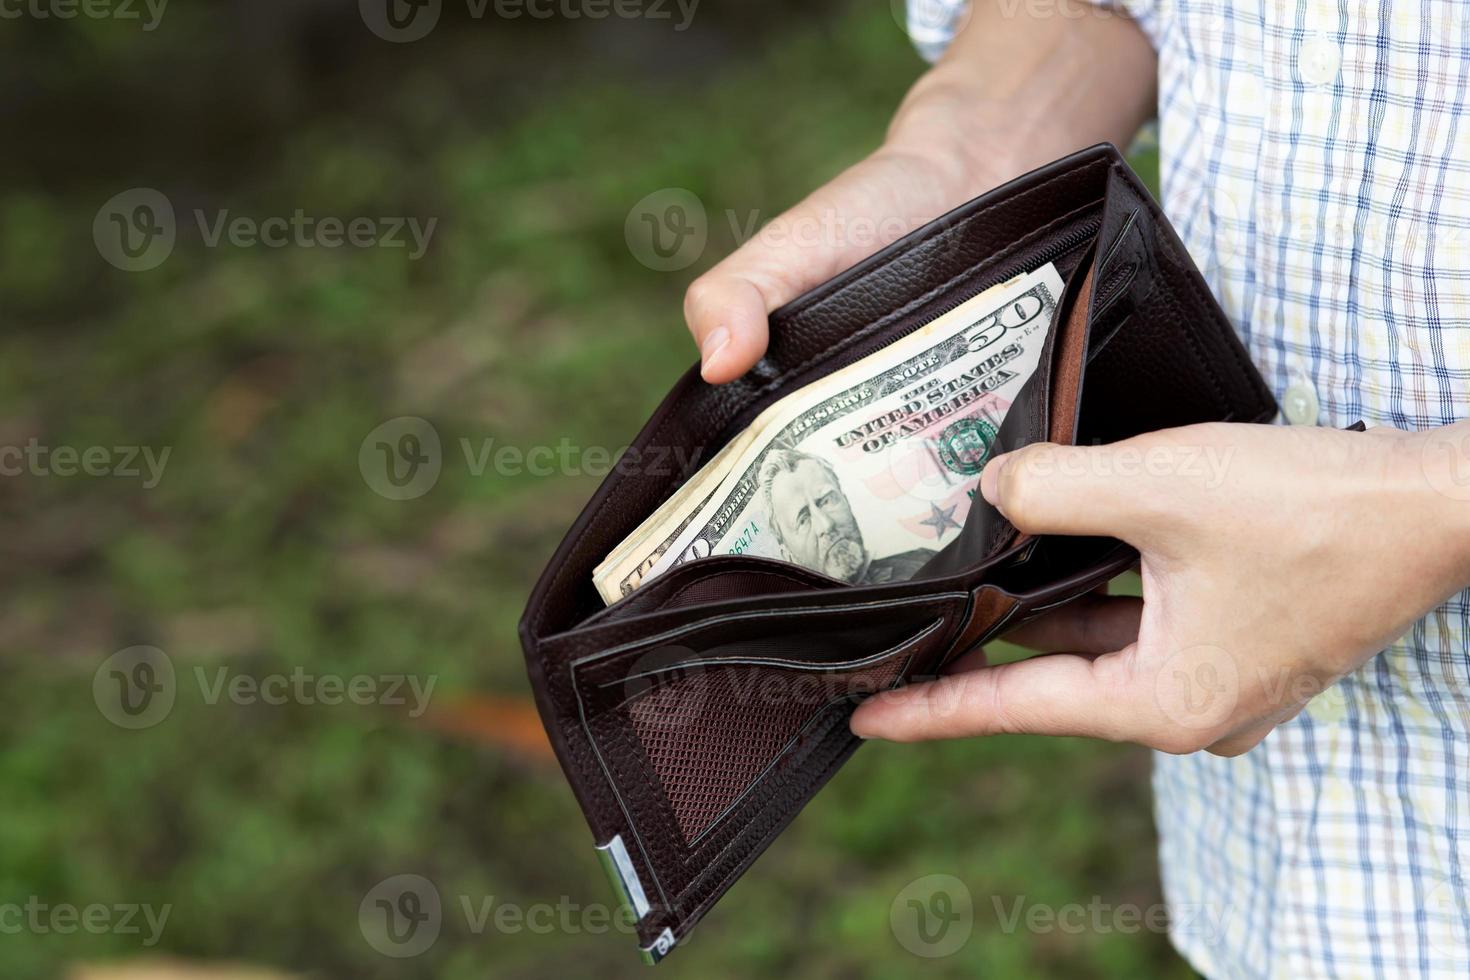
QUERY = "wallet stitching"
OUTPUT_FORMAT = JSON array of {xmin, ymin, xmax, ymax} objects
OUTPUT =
[
  {"xmin": 1163, "ymin": 281, "xmax": 1231, "ymax": 413},
  {"xmin": 1086, "ymin": 310, "xmax": 1133, "ymax": 363},
  {"xmin": 1102, "ymin": 172, "xmax": 1229, "ymax": 414},
  {"xmin": 605, "ymin": 617, "xmax": 944, "ymax": 695},
  {"xmin": 1097, "ymin": 207, "xmax": 1140, "ymax": 273},
  {"xmin": 566, "ymin": 593, "xmax": 968, "ymax": 675},
  {"xmin": 571, "ymin": 668, "xmax": 675, "ymax": 913},
  {"xmin": 588, "ymin": 654, "xmax": 883, "ymax": 917}
]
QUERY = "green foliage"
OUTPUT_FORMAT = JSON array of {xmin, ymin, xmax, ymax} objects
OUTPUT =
[{"xmin": 0, "ymin": 4, "xmax": 1178, "ymax": 977}]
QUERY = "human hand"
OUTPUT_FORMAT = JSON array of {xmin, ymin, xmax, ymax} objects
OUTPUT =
[
  {"xmin": 850, "ymin": 421, "xmax": 1470, "ymax": 755},
  {"xmin": 684, "ymin": 121, "xmax": 1018, "ymax": 383},
  {"xmin": 684, "ymin": 0, "xmax": 1158, "ymax": 383}
]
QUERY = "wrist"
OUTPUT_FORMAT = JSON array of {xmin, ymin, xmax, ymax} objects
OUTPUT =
[
  {"xmin": 1411, "ymin": 423, "xmax": 1470, "ymax": 577},
  {"xmin": 1364, "ymin": 423, "xmax": 1470, "ymax": 602},
  {"xmin": 883, "ymin": 67, "xmax": 1030, "ymax": 198}
]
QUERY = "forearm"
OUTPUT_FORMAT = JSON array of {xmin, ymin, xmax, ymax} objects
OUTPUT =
[
  {"xmin": 685, "ymin": 2, "xmax": 1159, "ymax": 382},
  {"xmin": 885, "ymin": 1, "xmax": 1158, "ymax": 192}
]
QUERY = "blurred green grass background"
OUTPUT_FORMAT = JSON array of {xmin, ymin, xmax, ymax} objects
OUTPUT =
[{"xmin": 0, "ymin": 1, "xmax": 1172, "ymax": 977}]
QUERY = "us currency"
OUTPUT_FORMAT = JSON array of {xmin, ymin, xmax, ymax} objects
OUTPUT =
[
  {"xmin": 592, "ymin": 424, "xmax": 758, "ymax": 595},
  {"xmin": 591, "ymin": 271, "xmax": 1035, "ymax": 600},
  {"xmin": 592, "ymin": 263, "xmax": 1062, "ymax": 602}
]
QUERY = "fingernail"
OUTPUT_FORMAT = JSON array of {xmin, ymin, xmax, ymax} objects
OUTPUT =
[
  {"xmin": 700, "ymin": 327, "xmax": 730, "ymax": 374},
  {"xmin": 849, "ymin": 710, "xmax": 882, "ymax": 740}
]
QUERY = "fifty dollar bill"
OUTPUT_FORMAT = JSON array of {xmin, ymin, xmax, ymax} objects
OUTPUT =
[{"xmin": 592, "ymin": 263, "xmax": 1062, "ymax": 603}]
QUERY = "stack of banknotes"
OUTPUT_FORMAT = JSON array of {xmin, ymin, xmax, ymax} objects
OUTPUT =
[{"xmin": 591, "ymin": 262, "xmax": 1063, "ymax": 605}]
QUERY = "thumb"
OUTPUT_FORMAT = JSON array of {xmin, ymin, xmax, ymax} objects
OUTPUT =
[
  {"xmin": 979, "ymin": 441, "xmax": 1155, "ymax": 538},
  {"xmin": 685, "ymin": 150, "xmax": 975, "ymax": 383},
  {"xmin": 684, "ymin": 272, "xmax": 774, "ymax": 385},
  {"xmin": 684, "ymin": 191, "xmax": 864, "ymax": 382}
]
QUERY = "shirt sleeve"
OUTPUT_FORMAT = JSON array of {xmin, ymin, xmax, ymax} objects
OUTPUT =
[{"xmin": 904, "ymin": 0, "xmax": 1163, "ymax": 64}]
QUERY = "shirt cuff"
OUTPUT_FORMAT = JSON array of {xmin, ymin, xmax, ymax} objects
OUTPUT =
[{"xmin": 903, "ymin": 0, "xmax": 1161, "ymax": 63}]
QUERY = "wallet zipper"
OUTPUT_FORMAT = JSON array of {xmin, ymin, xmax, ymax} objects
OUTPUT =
[
  {"xmin": 812, "ymin": 209, "xmax": 1103, "ymax": 379},
  {"xmin": 908, "ymin": 212, "xmax": 1103, "ymax": 335}
]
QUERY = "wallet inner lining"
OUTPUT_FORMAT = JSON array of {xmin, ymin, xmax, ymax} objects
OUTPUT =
[
  {"xmin": 989, "ymin": 255, "xmax": 1097, "ymax": 561},
  {"xmin": 1047, "ymin": 262, "xmax": 1096, "ymax": 448}
]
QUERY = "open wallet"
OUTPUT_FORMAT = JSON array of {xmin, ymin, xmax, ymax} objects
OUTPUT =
[{"xmin": 518, "ymin": 142, "xmax": 1277, "ymax": 962}]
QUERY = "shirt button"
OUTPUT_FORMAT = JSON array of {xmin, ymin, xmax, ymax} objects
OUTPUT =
[
  {"xmin": 1299, "ymin": 36, "xmax": 1341, "ymax": 86},
  {"xmin": 1282, "ymin": 382, "xmax": 1321, "ymax": 425}
]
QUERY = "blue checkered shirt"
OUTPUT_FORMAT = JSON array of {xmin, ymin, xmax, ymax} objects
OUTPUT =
[{"xmin": 907, "ymin": 0, "xmax": 1470, "ymax": 975}]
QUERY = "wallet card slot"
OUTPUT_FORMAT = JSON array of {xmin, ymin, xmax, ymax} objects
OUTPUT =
[
  {"xmin": 588, "ymin": 622, "xmax": 937, "ymax": 697},
  {"xmin": 581, "ymin": 619, "xmax": 934, "ymax": 848},
  {"xmin": 572, "ymin": 607, "xmax": 943, "ymax": 693},
  {"xmin": 568, "ymin": 597, "xmax": 957, "ymax": 901},
  {"xmin": 609, "ymin": 622, "xmax": 939, "ymax": 690}
]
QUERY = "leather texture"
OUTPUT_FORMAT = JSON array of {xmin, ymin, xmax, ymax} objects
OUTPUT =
[{"xmin": 518, "ymin": 144, "xmax": 1277, "ymax": 960}]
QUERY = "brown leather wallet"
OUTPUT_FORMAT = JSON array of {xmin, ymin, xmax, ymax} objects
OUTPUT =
[{"xmin": 519, "ymin": 143, "xmax": 1276, "ymax": 962}]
